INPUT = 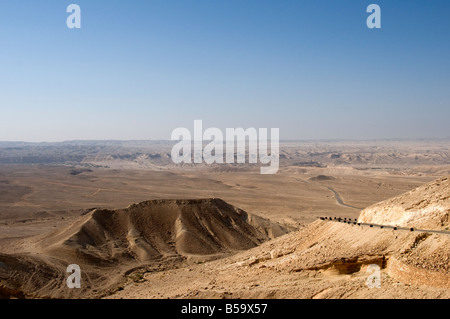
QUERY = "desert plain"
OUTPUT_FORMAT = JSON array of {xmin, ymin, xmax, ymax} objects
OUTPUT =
[{"xmin": 0, "ymin": 139, "xmax": 449, "ymax": 299}]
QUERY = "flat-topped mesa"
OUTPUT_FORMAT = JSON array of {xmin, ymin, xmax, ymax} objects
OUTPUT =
[{"xmin": 358, "ymin": 176, "xmax": 450, "ymax": 230}]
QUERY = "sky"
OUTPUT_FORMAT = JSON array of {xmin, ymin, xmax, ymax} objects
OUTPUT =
[{"xmin": 0, "ymin": 0, "xmax": 449, "ymax": 142}]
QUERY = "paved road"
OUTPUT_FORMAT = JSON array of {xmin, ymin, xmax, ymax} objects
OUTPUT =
[
  {"xmin": 324, "ymin": 186, "xmax": 363, "ymax": 210},
  {"xmin": 295, "ymin": 177, "xmax": 363, "ymax": 210}
]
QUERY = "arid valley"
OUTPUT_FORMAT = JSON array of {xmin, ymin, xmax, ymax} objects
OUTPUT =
[{"xmin": 0, "ymin": 139, "xmax": 449, "ymax": 299}]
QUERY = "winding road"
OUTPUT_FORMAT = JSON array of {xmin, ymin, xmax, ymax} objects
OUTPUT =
[
  {"xmin": 323, "ymin": 186, "xmax": 363, "ymax": 210},
  {"xmin": 295, "ymin": 177, "xmax": 363, "ymax": 210}
]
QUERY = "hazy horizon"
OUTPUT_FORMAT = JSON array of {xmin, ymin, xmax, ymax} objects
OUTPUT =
[{"xmin": 1, "ymin": 137, "xmax": 450, "ymax": 145}]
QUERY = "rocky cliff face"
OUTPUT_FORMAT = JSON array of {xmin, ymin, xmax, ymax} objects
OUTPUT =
[{"xmin": 358, "ymin": 176, "xmax": 450, "ymax": 230}]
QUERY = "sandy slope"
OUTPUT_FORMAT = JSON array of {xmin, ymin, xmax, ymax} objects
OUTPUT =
[
  {"xmin": 359, "ymin": 176, "xmax": 450, "ymax": 230},
  {"xmin": 1, "ymin": 177, "xmax": 448, "ymax": 299},
  {"xmin": 108, "ymin": 177, "xmax": 450, "ymax": 299},
  {"xmin": 0, "ymin": 199, "xmax": 287, "ymax": 298},
  {"xmin": 108, "ymin": 219, "xmax": 449, "ymax": 299}
]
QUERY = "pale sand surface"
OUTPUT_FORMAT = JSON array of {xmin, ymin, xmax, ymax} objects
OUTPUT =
[{"xmin": 0, "ymin": 140, "xmax": 448, "ymax": 298}]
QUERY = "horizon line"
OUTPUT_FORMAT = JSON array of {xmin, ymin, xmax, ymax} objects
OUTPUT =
[{"xmin": 1, "ymin": 137, "xmax": 450, "ymax": 144}]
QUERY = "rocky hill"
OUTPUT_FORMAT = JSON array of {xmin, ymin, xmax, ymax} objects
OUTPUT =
[
  {"xmin": 358, "ymin": 176, "xmax": 449, "ymax": 230},
  {"xmin": 0, "ymin": 198, "xmax": 287, "ymax": 298}
]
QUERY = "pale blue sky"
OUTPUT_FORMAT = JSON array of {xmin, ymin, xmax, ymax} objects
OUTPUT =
[{"xmin": 0, "ymin": 0, "xmax": 449, "ymax": 142}]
